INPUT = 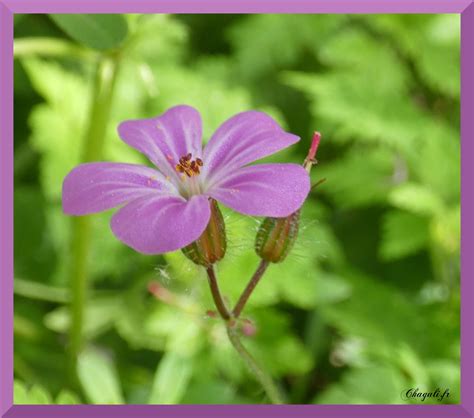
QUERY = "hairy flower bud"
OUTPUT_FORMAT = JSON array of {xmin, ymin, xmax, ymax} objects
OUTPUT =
[
  {"xmin": 255, "ymin": 210, "xmax": 300, "ymax": 263},
  {"xmin": 182, "ymin": 199, "xmax": 227, "ymax": 266},
  {"xmin": 254, "ymin": 132, "xmax": 322, "ymax": 264}
]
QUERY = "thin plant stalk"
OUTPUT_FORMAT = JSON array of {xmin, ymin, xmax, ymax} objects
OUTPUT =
[
  {"xmin": 232, "ymin": 259, "xmax": 269, "ymax": 318},
  {"xmin": 226, "ymin": 326, "xmax": 285, "ymax": 404},
  {"xmin": 14, "ymin": 37, "xmax": 92, "ymax": 60},
  {"xmin": 205, "ymin": 266, "xmax": 285, "ymax": 404},
  {"xmin": 68, "ymin": 53, "xmax": 121, "ymax": 384},
  {"xmin": 206, "ymin": 266, "xmax": 231, "ymax": 320}
]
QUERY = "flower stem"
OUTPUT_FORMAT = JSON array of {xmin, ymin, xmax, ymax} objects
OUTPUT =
[
  {"xmin": 232, "ymin": 260, "xmax": 269, "ymax": 318},
  {"xmin": 205, "ymin": 265, "xmax": 285, "ymax": 404},
  {"xmin": 206, "ymin": 266, "xmax": 231, "ymax": 320},
  {"xmin": 226, "ymin": 325, "xmax": 285, "ymax": 404},
  {"xmin": 68, "ymin": 53, "xmax": 121, "ymax": 385}
]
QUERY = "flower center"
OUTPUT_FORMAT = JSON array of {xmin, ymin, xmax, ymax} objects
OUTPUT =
[
  {"xmin": 175, "ymin": 153, "xmax": 203, "ymax": 178},
  {"xmin": 175, "ymin": 153, "xmax": 204, "ymax": 197}
]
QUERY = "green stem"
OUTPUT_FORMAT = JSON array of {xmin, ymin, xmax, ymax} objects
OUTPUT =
[
  {"xmin": 14, "ymin": 37, "xmax": 93, "ymax": 59},
  {"xmin": 205, "ymin": 266, "xmax": 285, "ymax": 404},
  {"xmin": 226, "ymin": 325, "xmax": 285, "ymax": 404},
  {"xmin": 14, "ymin": 278, "xmax": 70, "ymax": 303},
  {"xmin": 67, "ymin": 53, "xmax": 121, "ymax": 384},
  {"xmin": 232, "ymin": 259, "xmax": 269, "ymax": 318}
]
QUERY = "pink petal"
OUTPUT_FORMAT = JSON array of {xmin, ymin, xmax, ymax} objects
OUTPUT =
[
  {"xmin": 62, "ymin": 162, "xmax": 176, "ymax": 215},
  {"xmin": 110, "ymin": 194, "xmax": 211, "ymax": 254},
  {"xmin": 202, "ymin": 111, "xmax": 299, "ymax": 182},
  {"xmin": 118, "ymin": 105, "xmax": 203, "ymax": 181},
  {"xmin": 208, "ymin": 163, "xmax": 310, "ymax": 217}
]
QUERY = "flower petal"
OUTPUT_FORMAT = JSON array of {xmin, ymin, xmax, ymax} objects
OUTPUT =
[
  {"xmin": 62, "ymin": 162, "xmax": 176, "ymax": 215},
  {"xmin": 110, "ymin": 194, "xmax": 211, "ymax": 254},
  {"xmin": 208, "ymin": 163, "xmax": 310, "ymax": 217},
  {"xmin": 202, "ymin": 111, "xmax": 299, "ymax": 181},
  {"xmin": 118, "ymin": 105, "xmax": 203, "ymax": 180}
]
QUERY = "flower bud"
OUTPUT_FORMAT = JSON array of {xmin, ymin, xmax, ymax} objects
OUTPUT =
[
  {"xmin": 255, "ymin": 132, "xmax": 322, "ymax": 264},
  {"xmin": 182, "ymin": 199, "xmax": 227, "ymax": 267},
  {"xmin": 255, "ymin": 210, "xmax": 300, "ymax": 263},
  {"xmin": 241, "ymin": 319, "xmax": 257, "ymax": 337}
]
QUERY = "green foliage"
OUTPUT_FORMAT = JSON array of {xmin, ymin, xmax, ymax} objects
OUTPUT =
[
  {"xmin": 315, "ymin": 365, "xmax": 406, "ymax": 404},
  {"xmin": 149, "ymin": 353, "xmax": 194, "ymax": 404},
  {"xmin": 14, "ymin": 13, "xmax": 459, "ymax": 405},
  {"xmin": 77, "ymin": 347, "xmax": 124, "ymax": 404},
  {"xmin": 379, "ymin": 211, "xmax": 430, "ymax": 260},
  {"xmin": 14, "ymin": 380, "xmax": 80, "ymax": 404},
  {"xmin": 49, "ymin": 14, "xmax": 129, "ymax": 50}
]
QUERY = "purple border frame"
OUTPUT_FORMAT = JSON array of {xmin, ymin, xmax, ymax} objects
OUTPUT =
[{"xmin": 1, "ymin": 0, "xmax": 472, "ymax": 417}]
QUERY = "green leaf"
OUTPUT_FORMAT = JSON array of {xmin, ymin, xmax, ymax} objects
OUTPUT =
[
  {"xmin": 379, "ymin": 210, "xmax": 430, "ymax": 261},
  {"xmin": 319, "ymin": 270, "xmax": 449, "ymax": 358},
  {"xmin": 13, "ymin": 380, "xmax": 28, "ymax": 404},
  {"xmin": 181, "ymin": 376, "xmax": 249, "ymax": 404},
  {"xmin": 315, "ymin": 365, "xmax": 406, "ymax": 404},
  {"xmin": 44, "ymin": 297, "xmax": 120, "ymax": 338},
  {"xmin": 14, "ymin": 381, "xmax": 53, "ymax": 404},
  {"xmin": 148, "ymin": 352, "xmax": 193, "ymax": 404},
  {"xmin": 228, "ymin": 15, "xmax": 345, "ymax": 81},
  {"xmin": 49, "ymin": 14, "xmax": 128, "ymax": 50},
  {"xmin": 126, "ymin": 14, "xmax": 188, "ymax": 64},
  {"xmin": 14, "ymin": 187, "xmax": 57, "ymax": 283},
  {"xmin": 427, "ymin": 359, "xmax": 460, "ymax": 403},
  {"xmin": 313, "ymin": 273, "xmax": 352, "ymax": 305},
  {"xmin": 315, "ymin": 149, "xmax": 395, "ymax": 209},
  {"xmin": 389, "ymin": 183, "xmax": 445, "ymax": 216},
  {"xmin": 245, "ymin": 309, "xmax": 314, "ymax": 377},
  {"xmin": 55, "ymin": 389, "xmax": 81, "ymax": 404},
  {"xmin": 369, "ymin": 15, "xmax": 460, "ymax": 98},
  {"xmin": 15, "ymin": 380, "xmax": 81, "ymax": 405},
  {"xmin": 77, "ymin": 347, "xmax": 124, "ymax": 404},
  {"xmin": 22, "ymin": 58, "xmax": 88, "ymax": 201}
]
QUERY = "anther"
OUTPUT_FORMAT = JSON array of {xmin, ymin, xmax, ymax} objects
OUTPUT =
[{"xmin": 175, "ymin": 153, "xmax": 204, "ymax": 178}]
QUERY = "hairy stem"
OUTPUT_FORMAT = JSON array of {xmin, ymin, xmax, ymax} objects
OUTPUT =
[
  {"xmin": 205, "ymin": 265, "xmax": 285, "ymax": 404},
  {"xmin": 226, "ymin": 325, "xmax": 285, "ymax": 404},
  {"xmin": 68, "ymin": 53, "xmax": 121, "ymax": 384},
  {"xmin": 232, "ymin": 260, "xmax": 269, "ymax": 318}
]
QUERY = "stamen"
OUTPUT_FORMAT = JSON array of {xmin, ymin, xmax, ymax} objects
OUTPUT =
[{"xmin": 175, "ymin": 153, "xmax": 204, "ymax": 179}]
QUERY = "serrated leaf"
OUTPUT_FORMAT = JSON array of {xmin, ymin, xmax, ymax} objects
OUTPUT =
[
  {"xmin": 369, "ymin": 14, "xmax": 460, "ymax": 98},
  {"xmin": 314, "ymin": 149, "xmax": 394, "ymax": 209},
  {"xmin": 319, "ymin": 270, "xmax": 448, "ymax": 357},
  {"xmin": 228, "ymin": 15, "xmax": 345, "ymax": 81}
]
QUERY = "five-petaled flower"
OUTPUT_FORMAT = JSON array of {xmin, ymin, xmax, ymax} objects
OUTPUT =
[{"xmin": 62, "ymin": 105, "xmax": 310, "ymax": 254}]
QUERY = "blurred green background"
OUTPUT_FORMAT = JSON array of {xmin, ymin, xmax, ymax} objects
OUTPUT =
[{"xmin": 13, "ymin": 14, "xmax": 460, "ymax": 405}]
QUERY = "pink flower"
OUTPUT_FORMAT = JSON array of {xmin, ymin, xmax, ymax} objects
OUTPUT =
[{"xmin": 62, "ymin": 105, "xmax": 310, "ymax": 254}]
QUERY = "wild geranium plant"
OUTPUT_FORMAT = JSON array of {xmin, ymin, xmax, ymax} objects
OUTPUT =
[{"xmin": 62, "ymin": 105, "xmax": 321, "ymax": 404}]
